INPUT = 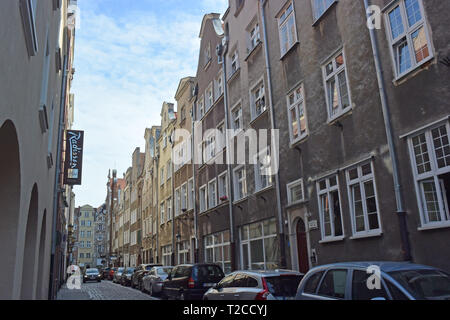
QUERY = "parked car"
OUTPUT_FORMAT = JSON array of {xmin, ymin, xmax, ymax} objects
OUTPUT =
[
  {"xmin": 120, "ymin": 267, "xmax": 135, "ymax": 286},
  {"xmin": 101, "ymin": 267, "xmax": 111, "ymax": 280},
  {"xmin": 142, "ymin": 266, "xmax": 173, "ymax": 296},
  {"xmin": 108, "ymin": 267, "xmax": 117, "ymax": 281},
  {"xmin": 113, "ymin": 267, "xmax": 124, "ymax": 284},
  {"xmin": 204, "ymin": 270, "xmax": 304, "ymax": 300},
  {"xmin": 131, "ymin": 264, "xmax": 162, "ymax": 290},
  {"xmin": 295, "ymin": 262, "xmax": 450, "ymax": 300},
  {"xmin": 161, "ymin": 264, "xmax": 225, "ymax": 300},
  {"xmin": 83, "ymin": 268, "xmax": 101, "ymax": 283}
]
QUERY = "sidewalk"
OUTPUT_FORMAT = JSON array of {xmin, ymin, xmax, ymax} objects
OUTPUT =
[{"xmin": 57, "ymin": 284, "xmax": 91, "ymax": 300}]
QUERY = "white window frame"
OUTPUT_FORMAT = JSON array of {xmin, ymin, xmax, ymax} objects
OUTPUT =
[
  {"xmin": 249, "ymin": 78, "xmax": 267, "ymax": 121},
  {"xmin": 20, "ymin": 0, "xmax": 39, "ymax": 56},
  {"xmin": 166, "ymin": 160, "xmax": 172, "ymax": 181},
  {"xmin": 346, "ymin": 162, "xmax": 382, "ymax": 237},
  {"xmin": 312, "ymin": 0, "xmax": 337, "ymax": 22},
  {"xmin": 247, "ymin": 20, "xmax": 261, "ymax": 52},
  {"xmin": 204, "ymin": 231, "xmax": 231, "ymax": 274},
  {"xmin": 316, "ymin": 175, "xmax": 345, "ymax": 242},
  {"xmin": 215, "ymin": 70, "xmax": 223, "ymax": 101},
  {"xmin": 205, "ymin": 132, "xmax": 216, "ymax": 162},
  {"xmin": 181, "ymin": 183, "xmax": 188, "ymax": 212},
  {"xmin": 233, "ymin": 165, "xmax": 247, "ymax": 201},
  {"xmin": 175, "ymin": 187, "xmax": 181, "ymax": 216},
  {"xmin": 208, "ymin": 178, "xmax": 218, "ymax": 209},
  {"xmin": 188, "ymin": 178, "xmax": 194, "ymax": 210},
  {"xmin": 160, "ymin": 202, "xmax": 165, "ymax": 225},
  {"xmin": 178, "ymin": 241, "xmax": 190, "ymax": 265},
  {"xmin": 277, "ymin": 1, "xmax": 298, "ymax": 57},
  {"xmin": 206, "ymin": 83, "xmax": 214, "ymax": 111},
  {"xmin": 231, "ymin": 101, "xmax": 243, "ymax": 133},
  {"xmin": 160, "ymin": 167, "xmax": 165, "ymax": 186},
  {"xmin": 407, "ymin": 121, "xmax": 450, "ymax": 229},
  {"xmin": 199, "ymin": 185, "xmax": 207, "ymax": 213},
  {"xmin": 254, "ymin": 147, "xmax": 273, "ymax": 192},
  {"xmin": 167, "ymin": 198, "xmax": 172, "ymax": 221},
  {"xmin": 198, "ymin": 96, "xmax": 205, "ymax": 119},
  {"xmin": 230, "ymin": 49, "xmax": 240, "ymax": 75},
  {"xmin": 218, "ymin": 171, "xmax": 228, "ymax": 202},
  {"xmin": 322, "ymin": 50, "xmax": 352, "ymax": 122},
  {"xmin": 162, "ymin": 245, "xmax": 172, "ymax": 266},
  {"xmin": 287, "ymin": 84, "xmax": 308, "ymax": 144},
  {"xmin": 384, "ymin": 0, "xmax": 433, "ymax": 80},
  {"xmin": 287, "ymin": 178, "xmax": 305, "ymax": 205}
]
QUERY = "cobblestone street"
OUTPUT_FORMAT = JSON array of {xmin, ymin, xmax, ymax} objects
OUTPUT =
[{"xmin": 57, "ymin": 280, "xmax": 159, "ymax": 300}]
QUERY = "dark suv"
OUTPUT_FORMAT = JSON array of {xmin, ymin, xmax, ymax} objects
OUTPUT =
[{"xmin": 161, "ymin": 264, "xmax": 225, "ymax": 300}]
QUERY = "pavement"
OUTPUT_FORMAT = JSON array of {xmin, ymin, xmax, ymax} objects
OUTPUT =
[{"xmin": 57, "ymin": 279, "xmax": 160, "ymax": 300}]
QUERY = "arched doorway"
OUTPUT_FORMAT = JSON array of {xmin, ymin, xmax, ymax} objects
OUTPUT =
[
  {"xmin": 36, "ymin": 211, "xmax": 47, "ymax": 299},
  {"xmin": 296, "ymin": 218, "xmax": 309, "ymax": 274},
  {"xmin": 21, "ymin": 184, "xmax": 39, "ymax": 299},
  {"xmin": 0, "ymin": 120, "xmax": 21, "ymax": 299}
]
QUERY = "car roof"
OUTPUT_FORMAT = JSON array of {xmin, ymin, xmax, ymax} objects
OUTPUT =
[
  {"xmin": 233, "ymin": 269, "xmax": 304, "ymax": 277},
  {"xmin": 307, "ymin": 261, "xmax": 439, "ymax": 273}
]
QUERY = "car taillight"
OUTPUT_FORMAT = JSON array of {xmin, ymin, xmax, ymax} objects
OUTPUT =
[
  {"xmin": 188, "ymin": 277, "xmax": 195, "ymax": 288},
  {"xmin": 255, "ymin": 278, "xmax": 270, "ymax": 300}
]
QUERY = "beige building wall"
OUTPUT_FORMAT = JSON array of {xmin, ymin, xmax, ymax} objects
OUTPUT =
[{"xmin": 77, "ymin": 205, "xmax": 96, "ymax": 268}]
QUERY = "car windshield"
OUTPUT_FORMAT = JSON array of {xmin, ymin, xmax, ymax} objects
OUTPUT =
[
  {"xmin": 158, "ymin": 268, "xmax": 172, "ymax": 275},
  {"xmin": 388, "ymin": 269, "xmax": 450, "ymax": 300},
  {"xmin": 86, "ymin": 269, "xmax": 98, "ymax": 274},
  {"xmin": 126, "ymin": 268, "xmax": 135, "ymax": 274},
  {"xmin": 265, "ymin": 275, "xmax": 303, "ymax": 298}
]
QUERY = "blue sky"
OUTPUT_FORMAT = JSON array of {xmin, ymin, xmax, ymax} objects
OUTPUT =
[{"xmin": 72, "ymin": 0, "xmax": 228, "ymax": 207}]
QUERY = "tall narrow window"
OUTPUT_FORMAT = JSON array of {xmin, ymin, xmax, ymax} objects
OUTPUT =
[
  {"xmin": 199, "ymin": 185, "xmax": 207, "ymax": 213},
  {"xmin": 254, "ymin": 148, "xmax": 273, "ymax": 192},
  {"xmin": 385, "ymin": 0, "xmax": 432, "ymax": 78},
  {"xmin": 250, "ymin": 80, "xmax": 266, "ymax": 120},
  {"xmin": 208, "ymin": 179, "xmax": 217, "ymax": 209},
  {"xmin": 181, "ymin": 183, "xmax": 187, "ymax": 212},
  {"xmin": 287, "ymin": 85, "xmax": 308, "ymax": 144},
  {"xmin": 188, "ymin": 179, "xmax": 194, "ymax": 210},
  {"xmin": 218, "ymin": 172, "xmax": 228, "ymax": 202},
  {"xmin": 230, "ymin": 49, "xmax": 239, "ymax": 75},
  {"xmin": 313, "ymin": 0, "xmax": 336, "ymax": 21},
  {"xmin": 322, "ymin": 51, "xmax": 351, "ymax": 121},
  {"xmin": 248, "ymin": 21, "xmax": 261, "ymax": 52},
  {"xmin": 278, "ymin": 2, "xmax": 297, "ymax": 56},
  {"xmin": 20, "ymin": 0, "xmax": 39, "ymax": 56},
  {"xmin": 234, "ymin": 166, "xmax": 247, "ymax": 201},
  {"xmin": 232, "ymin": 103, "xmax": 243, "ymax": 131},
  {"xmin": 317, "ymin": 175, "xmax": 344, "ymax": 240}
]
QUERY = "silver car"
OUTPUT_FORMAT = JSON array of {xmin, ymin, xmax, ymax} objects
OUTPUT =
[
  {"xmin": 113, "ymin": 267, "xmax": 124, "ymax": 284},
  {"xmin": 203, "ymin": 270, "xmax": 304, "ymax": 300},
  {"xmin": 142, "ymin": 266, "xmax": 173, "ymax": 296}
]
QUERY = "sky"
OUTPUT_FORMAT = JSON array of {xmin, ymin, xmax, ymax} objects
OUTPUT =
[{"xmin": 72, "ymin": 0, "xmax": 229, "ymax": 208}]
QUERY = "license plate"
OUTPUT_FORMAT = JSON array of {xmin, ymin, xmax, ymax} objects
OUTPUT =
[{"xmin": 203, "ymin": 283, "xmax": 216, "ymax": 287}]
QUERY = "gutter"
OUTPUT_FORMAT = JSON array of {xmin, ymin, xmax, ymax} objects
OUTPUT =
[
  {"xmin": 191, "ymin": 98, "xmax": 199, "ymax": 262},
  {"xmin": 260, "ymin": 0, "xmax": 287, "ymax": 268},
  {"xmin": 364, "ymin": 0, "xmax": 412, "ymax": 261}
]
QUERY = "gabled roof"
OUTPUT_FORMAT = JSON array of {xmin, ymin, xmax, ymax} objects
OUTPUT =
[
  {"xmin": 199, "ymin": 13, "xmax": 223, "ymax": 38},
  {"xmin": 175, "ymin": 77, "xmax": 195, "ymax": 100}
]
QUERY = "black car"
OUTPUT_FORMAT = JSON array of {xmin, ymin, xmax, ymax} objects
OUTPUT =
[
  {"xmin": 101, "ymin": 267, "xmax": 111, "ymax": 280},
  {"xmin": 83, "ymin": 268, "xmax": 101, "ymax": 283},
  {"xmin": 120, "ymin": 267, "xmax": 135, "ymax": 286},
  {"xmin": 161, "ymin": 264, "xmax": 225, "ymax": 300},
  {"xmin": 131, "ymin": 264, "xmax": 162, "ymax": 290}
]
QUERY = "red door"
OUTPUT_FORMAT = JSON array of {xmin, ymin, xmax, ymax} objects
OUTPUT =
[{"xmin": 296, "ymin": 219, "xmax": 309, "ymax": 274}]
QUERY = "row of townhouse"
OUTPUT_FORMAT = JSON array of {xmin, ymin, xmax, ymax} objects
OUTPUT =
[{"xmin": 106, "ymin": 0, "xmax": 450, "ymax": 273}]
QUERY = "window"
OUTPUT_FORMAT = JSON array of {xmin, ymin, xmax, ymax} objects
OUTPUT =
[
  {"xmin": 240, "ymin": 219, "xmax": 279, "ymax": 270},
  {"xmin": 188, "ymin": 179, "xmax": 194, "ymax": 210},
  {"xmin": 346, "ymin": 162, "xmax": 381, "ymax": 236},
  {"xmin": 407, "ymin": 123, "xmax": 450, "ymax": 228},
  {"xmin": 287, "ymin": 85, "xmax": 308, "ymax": 143},
  {"xmin": 178, "ymin": 241, "xmax": 190, "ymax": 264},
  {"xmin": 206, "ymin": 83, "xmax": 214, "ymax": 110},
  {"xmin": 87, "ymin": 241, "xmax": 92, "ymax": 248},
  {"xmin": 87, "ymin": 221, "xmax": 92, "ymax": 227},
  {"xmin": 131, "ymin": 210, "xmax": 137, "ymax": 224},
  {"xmin": 205, "ymin": 133, "xmax": 216, "ymax": 162},
  {"xmin": 79, "ymin": 253, "xmax": 84, "ymax": 259},
  {"xmin": 250, "ymin": 80, "xmax": 266, "ymax": 120},
  {"xmin": 317, "ymin": 269, "xmax": 348, "ymax": 299},
  {"xmin": 303, "ymin": 271, "xmax": 325, "ymax": 294},
  {"xmin": 162, "ymin": 245, "xmax": 172, "ymax": 266},
  {"xmin": 85, "ymin": 212, "xmax": 89, "ymax": 217},
  {"xmin": 278, "ymin": 2, "xmax": 297, "ymax": 56},
  {"xmin": 215, "ymin": 71, "xmax": 223, "ymax": 101},
  {"xmin": 312, "ymin": 0, "xmax": 336, "ymax": 21},
  {"xmin": 248, "ymin": 21, "xmax": 261, "ymax": 52},
  {"xmin": 385, "ymin": 0, "xmax": 432, "ymax": 78},
  {"xmin": 218, "ymin": 172, "xmax": 228, "ymax": 202},
  {"xmin": 217, "ymin": 123, "xmax": 225, "ymax": 151},
  {"xmin": 254, "ymin": 148, "xmax": 273, "ymax": 191},
  {"xmin": 322, "ymin": 51, "xmax": 351, "ymax": 121},
  {"xmin": 160, "ymin": 202, "xmax": 165, "ymax": 224},
  {"xmin": 175, "ymin": 188, "xmax": 180, "ymax": 216},
  {"xmin": 287, "ymin": 179, "xmax": 305, "ymax": 205},
  {"xmin": 317, "ymin": 175, "xmax": 344, "ymax": 240},
  {"xmin": 80, "ymin": 220, "xmax": 85, "ymax": 226},
  {"xmin": 20, "ymin": 0, "xmax": 38, "ymax": 56},
  {"xmin": 160, "ymin": 167, "xmax": 165, "ymax": 186},
  {"xmin": 87, "ymin": 231, "xmax": 92, "ymax": 238},
  {"xmin": 230, "ymin": 49, "xmax": 239, "ymax": 74},
  {"xmin": 167, "ymin": 198, "xmax": 172, "ymax": 221},
  {"xmin": 231, "ymin": 103, "xmax": 243, "ymax": 131},
  {"xmin": 163, "ymin": 131, "xmax": 167, "ymax": 149},
  {"xmin": 198, "ymin": 96, "xmax": 205, "ymax": 119},
  {"xmin": 131, "ymin": 231, "xmax": 137, "ymax": 245},
  {"xmin": 234, "ymin": 166, "xmax": 247, "ymax": 201},
  {"xmin": 204, "ymin": 43, "xmax": 211, "ymax": 67},
  {"xmin": 166, "ymin": 160, "xmax": 172, "ymax": 180},
  {"xmin": 205, "ymin": 231, "xmax": 231, "ymax": 274},
  {"xmin": 199, "ymin": 185, "xmax": 207, "ymax": 213},
  {"xmin": 352, "ymin": 270, "xmax": 389, "ymax": 300},
  {"xmin": 208, "ymin": 179, "xmax": 217, "ymax": 209},
  {"xmin": 181, "ymin": 183, "xmax": 187, "ymax": 212}
]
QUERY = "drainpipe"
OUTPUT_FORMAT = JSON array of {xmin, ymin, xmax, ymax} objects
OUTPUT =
[
  {"xmin": 49, "ymin": 54, "xmax": 68, "ymax": 300},
  {"xmin": 260, "ymin": 0, "xmax": 287, "ymax": 268},
  {"xmin": 220, "ymin": 32, "xmax": 237, "ymax": 271},
  {"xmin": 191, "ymin": 100, "xmax": 199, "ymax": 263},
  {"xmin": 364, "ymin": 0, "xmax": 412, "ymax": 261},
  {"xmin": 171, "ymin": 141, "xmax": 175, "ymax": 265}
]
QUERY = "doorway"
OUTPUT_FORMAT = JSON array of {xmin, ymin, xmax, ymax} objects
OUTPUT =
[{"xmin": 296, "ymin": 218, "xmax": 309, "ymax": 274}]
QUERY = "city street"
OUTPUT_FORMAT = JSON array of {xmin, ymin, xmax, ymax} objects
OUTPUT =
[{"xmin": 57, "ymin": 280, "xmax": 159, "ymax": 301}]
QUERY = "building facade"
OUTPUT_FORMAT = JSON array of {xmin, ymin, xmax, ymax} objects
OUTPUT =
[{"xmin": 76, "ymin": 205, "xmax": 96, "ymax": 268}]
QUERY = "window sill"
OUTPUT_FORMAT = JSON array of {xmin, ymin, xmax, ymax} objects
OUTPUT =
[
  {"xmin": 319, "ymin": 236, "xmax": 345, "ymax": 244},
  {"xmin": 312, "ymin": 1, "xmax": 338, "ymax": 27},
  {"xmin": 392, "ymin": 55, "xmax": 435, "ymax": 85},
  {"xmin": 285, "ymin": 199, "xmax": 309, "ymax": 210},
  {"xmin": 254, "ymin": 185, "xmax": 274, "ymax": 196},
  {"xmin": 327, "ymin": 107, "xmax": 353, "ymax": 125},
  {"xmin": 289, "ymin": 134, "xmax": 309, "ymax": 148},
  {"xmin": 350, "ymin": 231, "xmax": 382, "ymax": 240},
  {"xmin": 244, "ymin": 41, "xmax": 263, "ymax": 62},
  {"xmin": 233, "ymin": 196, "xmax": 248, "ymax": 205},
  {"xmin": 280, "ymin": 41, "xmax": 299, "ymax": 60},
  {"xmin": 250, "ymin": 108, "xmax": 269, "ymax": 125},
  {"xmin": 418, "ymin": 221, "xmax": 450, "ymax": 231},
  {"xmin": 227, "ymin": 68, "xmax": 241, "ymax": 84}
]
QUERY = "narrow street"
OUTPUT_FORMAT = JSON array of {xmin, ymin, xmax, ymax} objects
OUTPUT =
[{"xmin": 57, "ymin": 280, "xmax": 159, "ymax": 301}]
